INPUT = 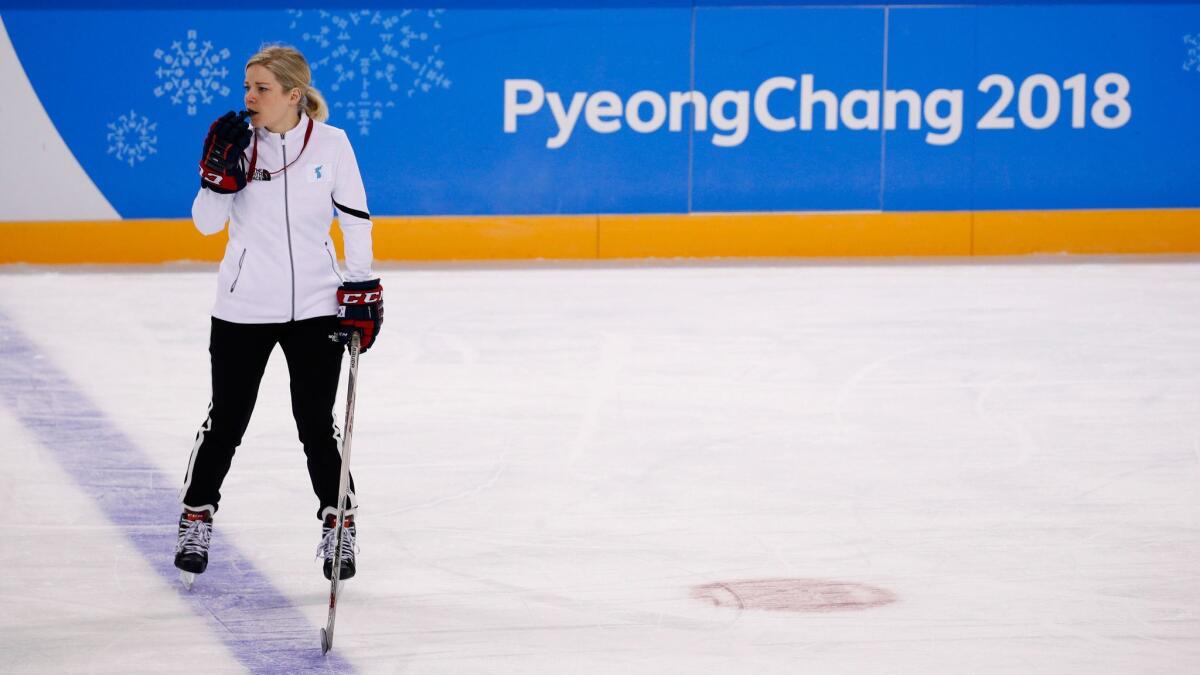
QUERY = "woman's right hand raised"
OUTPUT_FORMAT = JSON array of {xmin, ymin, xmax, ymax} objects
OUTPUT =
[{"xmin": 199, "ymin": 110, "xmax": 252, "ymax": 194}]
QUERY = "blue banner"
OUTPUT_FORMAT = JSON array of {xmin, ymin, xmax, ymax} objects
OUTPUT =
[{"xmin": 3, "ymin": 4, "xmax": 1199, "ymax": 218}]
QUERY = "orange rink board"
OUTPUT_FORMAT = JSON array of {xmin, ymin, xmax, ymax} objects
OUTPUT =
[{"xmin": 2, "ymin": 209, "xmax": 1199, "ymax": 263}]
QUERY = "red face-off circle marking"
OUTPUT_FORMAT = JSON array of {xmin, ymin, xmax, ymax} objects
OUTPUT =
[{"xmin": 691, "ymin": 579, "xmax": 897, "ymax": 612}]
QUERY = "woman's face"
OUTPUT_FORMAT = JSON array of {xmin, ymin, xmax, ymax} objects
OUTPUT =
[{"xmin": 244, "ymin": 64, "xmax": 301, "ymax": 133}]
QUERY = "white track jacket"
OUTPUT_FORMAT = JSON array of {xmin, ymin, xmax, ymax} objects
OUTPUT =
[{"xmin": 192, "ymin": 112, "xmax": 374, "ymax": 324}]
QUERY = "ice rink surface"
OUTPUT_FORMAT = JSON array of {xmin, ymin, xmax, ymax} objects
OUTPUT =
[{"xmin": 1, "ymin": 257, "xmax": 1198, "ymax": 674}]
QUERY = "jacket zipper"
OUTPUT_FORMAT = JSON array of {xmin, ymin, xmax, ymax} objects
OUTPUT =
[
  {"xmin": 229, "ymin": 247, "xmax": 247, "ymax": 292},
  {"xmin": 325, "ymin": 242, "xmax": 344, "ymax": 282},
  {"xmin": 281, "ymin": 132, "xmax": 296, "ymax": 320}
]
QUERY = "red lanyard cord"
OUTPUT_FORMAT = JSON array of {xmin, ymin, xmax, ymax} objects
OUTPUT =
[{"xmin": 246, "ymin": 117, "xmax": 315, "ymax": 181}]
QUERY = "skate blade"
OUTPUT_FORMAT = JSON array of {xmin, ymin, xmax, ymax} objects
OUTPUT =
[
  {"xmin": 320, "ymin": 627, "xmax": 331, "ymax": 653},
  {"xmin": 180, "ymin": 571, "xmax": 196, "ymax": 591}
]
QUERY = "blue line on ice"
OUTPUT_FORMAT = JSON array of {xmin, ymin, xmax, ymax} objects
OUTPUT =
[{"xmin": 0, "ymin": 311, "xmax": 355, "ymax": 674}]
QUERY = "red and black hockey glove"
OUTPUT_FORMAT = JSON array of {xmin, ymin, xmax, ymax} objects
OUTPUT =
[
  {"xmin": 199, "ymin": 110, "xmax": 252, "ymax": 194},
  {"xmin": 337, "ymin": 279, "xmax": 383, "ymax": 352}
]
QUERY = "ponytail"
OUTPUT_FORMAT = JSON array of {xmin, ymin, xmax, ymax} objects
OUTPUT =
[{"xmin": 303, "ymin": 85, "xmax": 328, "ymax": 123}]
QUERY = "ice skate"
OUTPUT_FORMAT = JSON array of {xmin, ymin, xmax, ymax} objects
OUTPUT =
[
  {"xmin": 318, "ymin": 514, "xmax": 357, "ymax": 581},
  {"xmin": 174, "ymin": 510, "xmax": 213, "ymax": 589}
]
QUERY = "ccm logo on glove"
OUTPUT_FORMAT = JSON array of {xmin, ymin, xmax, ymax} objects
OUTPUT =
[{"xmin": 340, "ymin": 291, "xmax": 381, "ymax": 304}]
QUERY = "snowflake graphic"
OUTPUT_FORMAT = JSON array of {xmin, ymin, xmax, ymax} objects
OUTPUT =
[
  {"xmin": 1186, "ymin": 34, "xmax": 1200, "ymax": 73},
  {"xmin": 288, "ymin": 9, "xmax": 451, "ymax": 135},
  {"xmin": 106, "ymin": 110, "xmax": 158, "ymax": 167},
  {"xmin": 153, "ymin": 29, "xmax": 234, "ymax": 116}
]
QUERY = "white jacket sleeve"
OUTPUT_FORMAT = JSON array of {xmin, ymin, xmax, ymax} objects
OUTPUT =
[
  {"xmin": 191, "ymin": 187, "xmax": 234, "ymax": 235},
  {"xmin": 332, "ymin": 131, "xmax": 375, "ymax": 282}
]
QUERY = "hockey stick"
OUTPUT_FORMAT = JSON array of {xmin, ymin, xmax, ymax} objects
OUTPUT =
[{"xmin": 321, "ymin": 330, "xmax": 360, "ymax": 654}]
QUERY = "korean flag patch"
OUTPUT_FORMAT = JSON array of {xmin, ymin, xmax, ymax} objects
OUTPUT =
[{"xmin": 307, "ymin": 163, "xmax": 331, "ymax": 183}]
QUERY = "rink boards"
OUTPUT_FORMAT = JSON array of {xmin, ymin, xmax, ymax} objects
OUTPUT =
[
  {"xmin": 2, "ymin": 2, "xmax": 1199, "ymax": 261},
  {"xmin": 4, "ymin": 210, "xmax": 1200, "ymax": 263}
]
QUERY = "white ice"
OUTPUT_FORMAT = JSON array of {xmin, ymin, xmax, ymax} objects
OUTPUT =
[{"xmin": 1, "ymin": 258, "xmax": 1198, "ymax": 673}]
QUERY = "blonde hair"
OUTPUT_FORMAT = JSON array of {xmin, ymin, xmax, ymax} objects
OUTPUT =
[{"xmin": 245, "ymin": 44, "xmax": 328, "ymax": 122}]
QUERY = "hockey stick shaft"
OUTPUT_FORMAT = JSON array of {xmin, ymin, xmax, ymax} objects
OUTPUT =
[{"xmin": 322, "ymin": 331, "xmax": 360, "ymax": 653}]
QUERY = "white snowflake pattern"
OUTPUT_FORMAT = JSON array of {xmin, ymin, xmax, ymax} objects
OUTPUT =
[
  {"xmin": 153, "ymin": 29, "xmax": 234, "ymax": 115},
  {"xmin": 1186, "ymin": 34, "xmax": 1200, "ymax": 73},
  {"xmin": 106, "ymin": 110, "xmax": 158, "ymax": 167},
  {"xmin": 288, "ymin": 9, "xmax": 451, "ymax": 135}
]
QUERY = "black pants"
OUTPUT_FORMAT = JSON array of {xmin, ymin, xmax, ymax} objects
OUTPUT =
[{"xmin": 179, "ymin": 316, "xmax": 356, "ymax": 520}]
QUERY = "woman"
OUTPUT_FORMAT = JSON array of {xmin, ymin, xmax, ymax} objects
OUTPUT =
[{"xmin": 174, "ymin": 44, "xmax": 383, "ymax": 584}]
